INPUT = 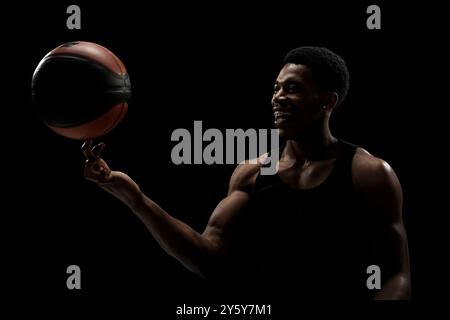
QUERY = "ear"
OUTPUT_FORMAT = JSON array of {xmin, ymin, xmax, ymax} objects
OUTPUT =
[{"xmin": 323, "ymin": 92, "xmax": 339, "ymax": 112}]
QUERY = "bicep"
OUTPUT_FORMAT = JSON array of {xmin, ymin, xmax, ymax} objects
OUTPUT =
[
  {"xmin": 375, "ymin": 217, "xmax": 410, "ymax": 278},
  {"xmin": 202, "ymin": 162, "xmax": 258, "ymax": 257},
  {"xmin": 360, "ymin": 160, "xmax": 410, "ymax": 276},
  {"xmin": 202, "ymin": 190, "xmax": 250, "ymax": 257}
]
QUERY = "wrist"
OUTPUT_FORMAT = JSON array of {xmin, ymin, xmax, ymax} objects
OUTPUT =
[{"xmin": 97, "ymin": 171, "xmax": 142, "ymax": 206}]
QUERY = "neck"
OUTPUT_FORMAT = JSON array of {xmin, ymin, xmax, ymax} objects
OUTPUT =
[{"xmin": 283, "ymin": 119, "xmax": 339, "ymax": 161}]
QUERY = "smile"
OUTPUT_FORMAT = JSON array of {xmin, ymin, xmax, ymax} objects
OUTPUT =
[{"xmin": 274, "ymin": 111, "xmax": 294, "ymax": 120}]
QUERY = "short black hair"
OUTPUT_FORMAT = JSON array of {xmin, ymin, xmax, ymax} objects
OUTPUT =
[{"xmin": 284, "ymin": 46, "xmax": 350, "ymax": 106}]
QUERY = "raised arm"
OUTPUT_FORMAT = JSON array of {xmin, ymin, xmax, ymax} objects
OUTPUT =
[
  {"xmin": 353, "ymin": 149, "xmax": 411, "ymax": 300},
  {"xmin": 82, "ymin": 141, "xmax": 258, "ymax": 278}
]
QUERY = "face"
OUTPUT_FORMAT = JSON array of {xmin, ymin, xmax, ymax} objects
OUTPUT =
[{"xmin": 272, "ymin": 63, "xmax": 327, "ymax": 138}]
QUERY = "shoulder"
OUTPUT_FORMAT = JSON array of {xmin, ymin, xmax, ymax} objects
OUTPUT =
[
  {"xmin": 228, "ymin": 154, "xmax": 267, "ymax": 195},
  {"xmin": 352, "ymin": 147, "xmax": 402, "ymax": 210},
  {"xmin": 352, "ymin": 148, "xmax": 398, "ymax": 187}
]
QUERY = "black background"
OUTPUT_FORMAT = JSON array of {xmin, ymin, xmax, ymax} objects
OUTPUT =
[{"xmin": 2, "ymin": 0, "xmax": 444, "ymax": 315}]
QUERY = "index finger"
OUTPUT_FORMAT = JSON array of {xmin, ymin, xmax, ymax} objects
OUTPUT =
[{"xmin": 81, "ymin": 140, "xmax": 95, "ymax": 161}]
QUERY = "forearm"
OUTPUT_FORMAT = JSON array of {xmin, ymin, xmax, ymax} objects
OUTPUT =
[
  {"xmin": 98, "ymin": 172, "xmax": 218, "ymax": 277},
  {"xmin": 374, "ymin": 272, "xmax": 411, "ymax": 300},
  {"xmin": 135, "ymin": 195, "xmax": 219, "ymax": 276}
]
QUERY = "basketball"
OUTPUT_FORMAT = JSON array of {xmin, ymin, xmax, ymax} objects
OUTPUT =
[{"xmin": 31, "ymin": 41, "xmax": 131, "ymax": 140}]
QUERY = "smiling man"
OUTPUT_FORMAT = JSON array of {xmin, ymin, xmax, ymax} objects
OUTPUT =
[{"xmin": 82, "ymin": 46, "xmax": 411, "ymax": 300}]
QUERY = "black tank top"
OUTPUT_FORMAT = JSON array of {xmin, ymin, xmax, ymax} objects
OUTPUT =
[{"xmin": 225, "ymin": 140, "xmax": 378, "ymax": 300}]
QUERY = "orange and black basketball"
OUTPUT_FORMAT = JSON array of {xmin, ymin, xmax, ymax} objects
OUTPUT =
[{"xmin": 31, "ymin": 41, "xmax": 131, "ymax": 140}]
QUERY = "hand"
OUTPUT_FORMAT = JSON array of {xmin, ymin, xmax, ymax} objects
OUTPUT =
[
  {"xmin": 82, "ymin": 140, "xmax": 113, "ymax": 185},
  {"xmin": 81, "ymin": 140, "xmax": 142, "ymax": 206}
]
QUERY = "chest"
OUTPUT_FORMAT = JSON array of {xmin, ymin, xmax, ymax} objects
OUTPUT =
[{"xmin": 276, "ymin": 158, "xmax": 337, "ymax": 190}]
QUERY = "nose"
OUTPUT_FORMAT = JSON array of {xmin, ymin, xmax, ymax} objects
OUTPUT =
[{"xmin": 272, "ymin": 89, "xmax": 287, "ymax": 108}]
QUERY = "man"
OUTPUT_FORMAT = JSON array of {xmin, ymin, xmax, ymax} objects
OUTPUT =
[{"xmin": 82, "ymin": 47, "xmax": 411, "ymax": 299}]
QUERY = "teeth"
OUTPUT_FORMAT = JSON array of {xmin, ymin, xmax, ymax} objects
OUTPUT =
[{"xmin": 274, "ymin": 111, "xmax": 292, "ymax": 118}]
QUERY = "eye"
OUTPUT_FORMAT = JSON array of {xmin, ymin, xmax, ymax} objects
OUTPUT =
[
  {"xmin": 286, "ymin": 84, "xmax": 300, "ymax": 93},
  {"xmin": 273, "ymin": 84, "xmax": 280, "ymax": 93}
]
